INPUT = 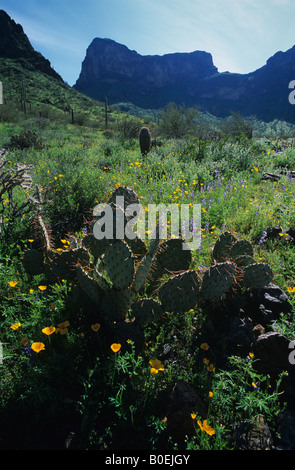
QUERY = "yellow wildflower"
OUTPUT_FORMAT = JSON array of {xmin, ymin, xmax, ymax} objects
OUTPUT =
[
  {"xmin": 42, "ymin": 326, "xmax": 56, "ymax": 335},
  {"xmin": 149, "ymin": 359, "xmax": 164, "ymax": 374},
  {"xmin": 11, "ymin": 322, "xmax": 21, "ymax": 330},
  {"xmin": 31, "ymin": 342, "xmax": 45, "ymax": 353},
  {"xmin": 56, "ymin": 321, "xmax": 69, "ymax": 334},
  {"xmin": 91, "ymin": 323, "xmax": 101, "ymax": 332},
  {"xmin": 9, "ymin": 281, "xmax": 18, "ymax": 287},
  {"xmin": 198, "ymin": 420, "xmax": 215, "ymax": 436},
  {"xmin": 111, "ymin": 343, "xmax": 121, "ymax": 353}
]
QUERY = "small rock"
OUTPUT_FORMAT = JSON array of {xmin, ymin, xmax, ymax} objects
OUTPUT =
[
  {"xmin": 253, "ymin": 331, "xmax": 291, "ymax": 373},
  {"xmin": 252, "ymin": 324, "xmax": 265, "ymax": 337},
  {"xmin": 253, "ymin": 331, "xmax": 295, "ymax": 409},
  {"xmin": 230, "ymin": 414, "xmax": 274, "ymax": 450},
  {"xmin": 245, "ymin": 283, "xmax": 292, "ymax": 325}
]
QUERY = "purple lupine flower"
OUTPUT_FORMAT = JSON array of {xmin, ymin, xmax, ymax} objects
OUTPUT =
[{"xmin": 258, "ymin": 231, "xmax": 268, "ymax": 245}]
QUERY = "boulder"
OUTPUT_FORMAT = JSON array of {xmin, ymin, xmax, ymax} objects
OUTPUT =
[
  {"xmin": 245, "ymin": 283, "xmax": 293, "ymax": 325},
  {"xmin": 163, "ymin": 381, "xmax": 207, "ymax": 441},
  {"xmin": 230, "ymin": 415, "xmax": 274, "ymax": 450},
  {"xmin": 253, "ymin": 331, "xmax": 295, "ymax": 409}
]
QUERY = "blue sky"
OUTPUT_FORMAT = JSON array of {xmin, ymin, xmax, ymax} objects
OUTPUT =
[{"xmin": 2, "ymin": 0, "xmax": 295, "ymax": 86}]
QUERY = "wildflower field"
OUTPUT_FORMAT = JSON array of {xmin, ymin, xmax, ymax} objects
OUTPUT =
[{"xmin": 1, "ymin": 108, "xmax": 295, "ymax": 451}]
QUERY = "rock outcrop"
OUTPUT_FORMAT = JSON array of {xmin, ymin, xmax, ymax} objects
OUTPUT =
[
  {"xmin": 74, "ymin": 37, "xmax": 218, "ymax": 109},
  {"xmin": 0, "ymin": 9, "xmax": 63, "ymax": 82}
]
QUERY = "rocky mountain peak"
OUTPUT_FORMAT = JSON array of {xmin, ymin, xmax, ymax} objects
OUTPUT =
[
  {"xmin": 74, "ymin": 37, "xmax": 295, "ymax": 122},
  {"xmin": 74, "ymin": 38, "xmax": 218, "ymax": 107},
  {"xmin": 0, "ymin": 9, "xmax": 63, "ymax": 81}
]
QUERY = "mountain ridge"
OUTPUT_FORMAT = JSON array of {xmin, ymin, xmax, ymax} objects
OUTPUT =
[
  {"xmin": 0, "ymin": 9, "xmax": 63, "ymax": 82},
  {"xmin": 1, "ymin": 8, "xmax": 295, "ymax": 124},
  {"xmin": 74, "ymin": 37, "xmax": 295, "ymax": 123}
]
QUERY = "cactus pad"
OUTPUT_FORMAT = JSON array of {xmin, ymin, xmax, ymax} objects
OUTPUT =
[
  {"xmin": 213, "ymin": 231, "xmax": 237, "ymax": 262},
  {"xmin": 76, "ymin": 265, "xmax": 104, "ymax": 306},
  {"xmin": 93, "ymin": 268, "xmax": 111, "ymax": 291},
  {"xmin": 201, "ymin": 262, "xmax": 237, "ymax": 300},
  {"xmin": 234, "ymin": 254, "xmax": 255, "ymax": 267},
  {"xmin": 104, "ymin": 240, "xmax": 135, "ymax": 290},
  {"xmin": 82, "ymin": 234, "xmax": 110, "ymax": 260},
  {"xmin": 107, "ymin": 185, "xmax": 140, "ymax": 210},
  {"xmin": 46, "ymin": 247, "xmax": 90, "ymax": 281},
  {"xmin": 242, "ymin": 263, "xmax": 273, "ymax": 289},
  {"xmin": 157, "ymin": 238, "xmax": 192, "ymax": 273},
  {"xmin": 158, "ymin": 270, "xmax": 200, "ymax": 313},
  {"xmin": 230, "ymin": 239, "xmax": 254, "ymax": 259},
  {"xmin": 126, "ymin": 235, "xmax": 147, "ymax": 261},
  {"xmin": 101, "ymin": 287, "xmax": 136, "ymax": 322},
  {"xmin": 132, "ymin": 238, "xmax": 160, "ymax": 292},
  {"xmin": 22, "ymin": 248, "xmax": 44, "ymax": 276}
]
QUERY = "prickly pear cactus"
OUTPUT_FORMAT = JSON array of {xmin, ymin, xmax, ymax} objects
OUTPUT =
[
  {"xmin": 22, "ymin": 213, "xmax": 90, "ymax": 282},
  {"xmin": 233, "ymin": 254, "xmax": 254, "ymax": 268},
  {"xmin": 212, "ymin": 231, "xmax": 237, "ymax": 262},
  {"xmin": 242, "ymin": 263, "xmax": 274, "ymax": 289},
  {"xmin": 76, "ymin": 264, "xmax": 105, "ymax": 307},
  {"xmin": 158, "ymin": 270, "xmax": 200, "ymax": 313},
  {"xmin": 22, "ymin": 248, "xmax": 44, "ymax": 276},
  {"xmin": 201, "ymin": 262, "xmax": 237, "ymax": 301},
  {"xmin": 230, "ymin": 239, "xmax": 254, "ymax": 260},
  {"xmin": 102, "ymin": 287, "xmax": 136, "ymax": 324},
  {"xmin": 211, "ymin": 232, "xmax": 274, "ymax": 292},
  {"xmin": 156, "ymin": 238, "xmax": 192, "ymax": 273},
  {"xmin": 147, "ymin": 237, "xmax": 192, "ymax": 291},
  {"xmin": 82, "ymin": 234, "xmax": 110, "ymax": 261},
  {"xmin": 45, "ymin": 247, "xmax": 90, "ymax": 282},
  {"xmin": 108, "ymin": 185, "xmax": 140, "ymax": 210},
  {"xmin": 104, "ymin": 240, "xmax": 135, "ymax": 290}
]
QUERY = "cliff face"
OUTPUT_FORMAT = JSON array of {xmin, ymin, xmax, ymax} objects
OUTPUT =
[
  {"xmin": 0, "ymin": 9, "xmax": 63, "ymax": 81},
  {"xmin": 74, "ymin": 38, "xmax": 218, "ymax": 109},
  {"xmin": 74, "ymin": 38, "xmax": 295, "ymax": 122}
]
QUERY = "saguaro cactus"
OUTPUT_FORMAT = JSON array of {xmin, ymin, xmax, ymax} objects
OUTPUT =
[{"xmin": 139, "ymin": 126, "xmax": 152, "ymax": 155}]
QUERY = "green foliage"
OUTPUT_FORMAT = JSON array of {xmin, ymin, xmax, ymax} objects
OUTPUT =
[
  {"xmin": 159, "ymin": 102, "xmax": 199, "ymax": 138},
  {"xmin": 9, "ymin": 130, "xmax": 43, "ymax": 149},
  {"xmin": 209, "ymin": 355, "xmax": 287, "ymax": 427},
  {"xmin": 219, "ymin": 112, "xmax": 253, "ymax": 140},
  {"xmin": 1, "ymin": 104, "xmax": 295, "ymax": 450}
]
